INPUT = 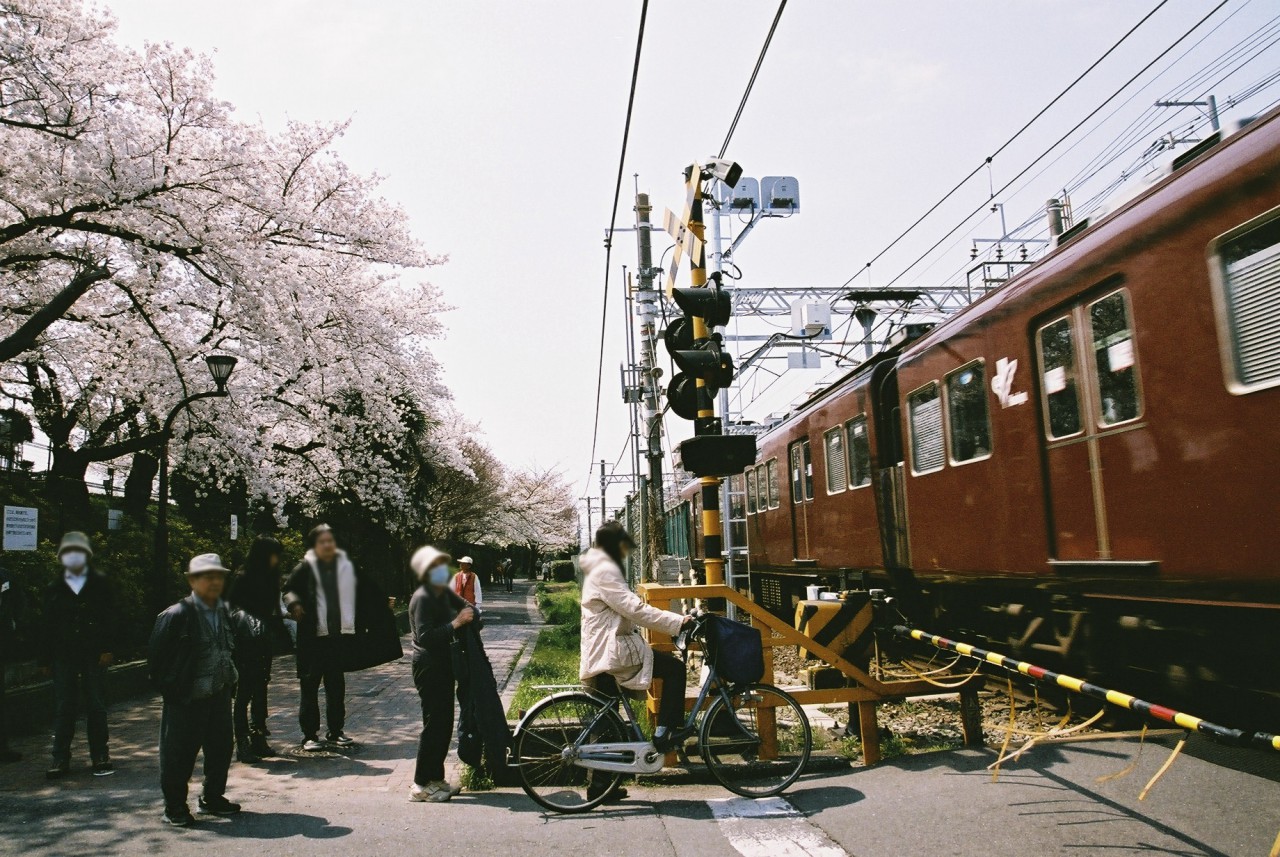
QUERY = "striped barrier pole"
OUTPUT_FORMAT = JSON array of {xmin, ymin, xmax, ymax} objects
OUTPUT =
[{"xmin": 893, "ymin": 625, "xmax": 1280, "ymax": 752}]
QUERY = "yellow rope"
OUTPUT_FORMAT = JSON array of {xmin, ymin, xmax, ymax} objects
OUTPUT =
[
  {"xmin": 893, "ymin": 655, "xmax": 985, "ymax": 688},
  {"xmin": 1095, "ymin": 724, "xmax": 1147, "ymax": 784},
  {"xmin": 1138, "ymin": 732, "xmax": 1187, "ymax": 801},
  {"xmin": 1269, "ymin": 827, "xmax": 1280, "ymax": 857},
  {"xmin": 991, "ymin": 678, "xmax": 1017, "ymax": 783},
  {"xmin": 990, "ymin": 708, "xmax": 1106, "ymax": 768}
]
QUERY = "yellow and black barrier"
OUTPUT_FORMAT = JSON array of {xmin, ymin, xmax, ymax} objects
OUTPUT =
[{"xmin": 895, "ymin": 625, "xmax": 1280, "ymax": 752}]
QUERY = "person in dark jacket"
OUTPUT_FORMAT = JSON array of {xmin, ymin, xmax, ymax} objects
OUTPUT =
[
  {"xmin": 0, "ymin": 564, "xmax": 23, "ymax": 763},
  {"xmin": 406, "ymin": 546, "xmax": 473, "ymax": 803},
  {"xmin": 42, "ymin": 531, "xmax": 116, "ymax": 779},
  {"xmin": 227, "ymin": 535, "xmax": 285, "ymax": 761},
  {"xmin": 148, "ymin": 553, "xmax": 242, "ymax": 827},
  {"xmin": 282, "ymin": 524, "xmax": 359, "ymax": 751}
]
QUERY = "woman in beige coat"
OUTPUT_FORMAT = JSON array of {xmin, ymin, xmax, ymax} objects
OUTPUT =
[{"xmin": 579, "ymin": 522, "xmax": 692, "ymax": 755}]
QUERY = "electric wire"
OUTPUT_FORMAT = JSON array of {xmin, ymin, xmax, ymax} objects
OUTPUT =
[
  {"xmin": 836, "ymin": 0, "xmax": 1173, "ymax": 293},
  {"xmin": 583, "ymin": 0, "xmax": 650, "ymax": 500},
  {"xmin": 719, "ymin": 0, "xmax": 788, "ymax": 159}
]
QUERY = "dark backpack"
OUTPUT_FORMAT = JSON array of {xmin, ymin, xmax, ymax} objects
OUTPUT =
[{"xmin": 704, "ymin": 616, "xmax": 765, "ymax": 685}]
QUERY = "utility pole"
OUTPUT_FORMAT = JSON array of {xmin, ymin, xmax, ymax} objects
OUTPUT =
[
  {"xmin": 634, "ymin": 191, "xmax": 666, "ymax": 581},
  {"xmin": 708, "ymin": 195, "xmax": 739, "ymax": 603}
]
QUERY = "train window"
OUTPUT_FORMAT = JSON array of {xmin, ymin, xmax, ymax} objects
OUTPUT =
[
  {"xmin": 1037, "ymin": 316, "xmax": 1082, "ymax": 439},
  {"xmin": 907, "ymin": 383, "xmax": 945, "ymax": 474},
  {"xmin": 803, "ymin": 440, "xmax": 814, "ymax": 500},
  {"xmin": 1088, "ymin": 290, "xmax": 1142, "ymax": 425},
  {"xmin": 746, "ymin": 468, "xmax": 757, "ymax": 515},
  {"xmin": 824, "ymin": 427, "xmax": 847, "ymax": 494},
  {"xmin": 946, "ymin": 361, "xmax": 992, "ymax": 463},
  {"xmin": 1213, "ymin": 213, "xmax": 1280, "ymax": 392},
  {"xmin": 790, "ymin": 444, "xmax": 804, "ymax": 504},
  {"xmin": 846, "ymin": 415, "xmax": 872, "ymax": 488},
  {"xmin": 755, "ymin": 464, "xmax": 768, "ymax": 511},
  {"xmin": 766, "ymin": 458, "xmax": 780, "ymax": 508}
]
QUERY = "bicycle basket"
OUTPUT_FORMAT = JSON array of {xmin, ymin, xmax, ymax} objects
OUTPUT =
[{"xmin": 703, "ymin": 616, "xmax": 765, "ymax": 684}]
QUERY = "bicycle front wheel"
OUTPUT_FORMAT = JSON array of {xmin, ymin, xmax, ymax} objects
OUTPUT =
[
  {"xmin": 514, "ymin": 692, "xmax": 627, "ymax": 813},
  {"xmin": 699, "ymin": 683, "xmax": 811, "ymax": 797}
]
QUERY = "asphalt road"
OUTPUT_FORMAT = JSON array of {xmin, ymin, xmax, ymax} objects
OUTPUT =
[{"xmin": 1, "ymin": 582, "xmax": 1277, "ymax": 856}]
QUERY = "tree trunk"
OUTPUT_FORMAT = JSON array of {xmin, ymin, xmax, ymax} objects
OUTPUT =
[
  {"xmin": 43, "ymin": 446, "xmax": 92, "ymax": 533},
  {"xmin": 123, "ymin": 452, "xmax": 158, "ymax": 520}
]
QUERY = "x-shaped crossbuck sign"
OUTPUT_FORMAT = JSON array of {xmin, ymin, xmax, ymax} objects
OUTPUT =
[{"xmin": 662, "ymin": 165, "xmax": 705, "ymax": 297}]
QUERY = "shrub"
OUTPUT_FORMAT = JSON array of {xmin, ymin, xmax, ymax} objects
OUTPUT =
[{"xmin": 550, "ymin": 559, "xmax": 575, "ymax": 583}]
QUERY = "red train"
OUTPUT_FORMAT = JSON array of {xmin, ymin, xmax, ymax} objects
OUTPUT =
[{"xmin": 671, "ymin": 105, "xmax": 1280, "ymax": 723}]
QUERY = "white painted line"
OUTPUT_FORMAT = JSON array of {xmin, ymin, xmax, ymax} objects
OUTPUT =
[{"xmin": 707, "ymin": 796, "xmax": 848, "ymax": 857}]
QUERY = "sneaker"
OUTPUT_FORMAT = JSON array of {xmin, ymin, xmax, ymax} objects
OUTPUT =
[
  {"xmin": 198, "ymin": 795, "xmax": 242, "ymax": 816},
  {"xmin": 301, "ymin": 738, "xmax": 326, "ymax": 752},
  {"xmin": 326, "ymin": 732, "xmax": 356, "ymax": 748},
  {"xmin": 163, "ymin": 808, "xmax": 195, "ymax": 827},
  {"xmin": 408, "ymin": 781, "xmax": 452, "ymax": 803},
  {"xmin": 653, "ymin": 727, "xmax": 695, "ymax": 754},
  {"xmin": 91, "ymin": 760, "xmax": 116, "ymax": 777},
  {"xmin": 45, "ymin": 760, "xmax": 70, "ymax": 780},
  {"xmin": 0, "ymin": 748, "xmax": 22, "ymax": 764}
]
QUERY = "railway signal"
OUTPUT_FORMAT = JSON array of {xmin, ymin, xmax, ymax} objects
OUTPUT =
[{"xmin": 659, "ymin": 160, "xmax": 757, "ymax": 589}]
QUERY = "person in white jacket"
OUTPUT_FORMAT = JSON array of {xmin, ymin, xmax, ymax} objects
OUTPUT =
[{"xmin": 579, "ymin": 522, "xmax": 692, "ymax": 758}]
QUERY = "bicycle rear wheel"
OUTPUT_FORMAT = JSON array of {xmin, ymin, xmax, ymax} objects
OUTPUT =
[
  {"xmin": 515, "ymin": 692, "xmax": 627, "ymax": 813},
  {"xmin": 699, "ymin": 683, "xmax": 811, "ymax": 797}
]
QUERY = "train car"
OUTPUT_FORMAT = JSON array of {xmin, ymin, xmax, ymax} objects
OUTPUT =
[{"xmin": 675, "ymin": 105, "xmax": 1280, "ymax": 722}]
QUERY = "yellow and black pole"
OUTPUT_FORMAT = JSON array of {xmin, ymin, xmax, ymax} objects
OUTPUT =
[{"xmin": 683, "ymin": 171, "xmax": 727, "ymax": 587}]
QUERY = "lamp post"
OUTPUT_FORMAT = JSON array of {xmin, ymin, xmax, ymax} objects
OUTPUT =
[{"xmin": 153, "ymin": 355, "xmax": 237, "ymax": 586}]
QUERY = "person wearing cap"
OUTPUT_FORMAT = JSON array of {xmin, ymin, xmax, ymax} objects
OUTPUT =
[
  {"xmin": 41, "ymin": 531, "xmax": 117, "ymax": 779},
  {"xmin": 148, "ymin": 553, "xmax": 242, "ymax": 827},
  {"xmin": 450, "ymin": 556, "xmax": 482, "ymax": 607},
  {"xmin": 501, "ymin": 557, "xmax": 515, "ymax": 593},
  {"xmin": 407, "ymin": 545, "xmax": 474, "ymax": 803}
]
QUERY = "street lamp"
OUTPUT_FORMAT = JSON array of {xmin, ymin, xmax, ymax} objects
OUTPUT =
[{"xmin": 153, "ymin": 355, "xmax": 238, "ymax": 590}]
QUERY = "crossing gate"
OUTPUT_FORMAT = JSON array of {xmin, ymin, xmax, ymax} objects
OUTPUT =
[{"xmin": 639, "ymin": 583, "xmax": 985, "ymax": 764}]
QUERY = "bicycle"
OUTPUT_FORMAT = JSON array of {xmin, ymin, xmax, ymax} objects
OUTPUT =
[{"xmin": 513, "ymin": 612, "xmax": 812, "ymax": 813}]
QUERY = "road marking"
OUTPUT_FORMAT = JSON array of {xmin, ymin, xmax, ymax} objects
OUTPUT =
[{"xmin": 707, "ymin": 796, "xmax": 847, "ymax": 857}]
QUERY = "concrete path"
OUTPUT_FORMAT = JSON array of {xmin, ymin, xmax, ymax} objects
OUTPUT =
[{"xmin": 1, "ymin": 581, "xmax": 1278, "ymax": 856}]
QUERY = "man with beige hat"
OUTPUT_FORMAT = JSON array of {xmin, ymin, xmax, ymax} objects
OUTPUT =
[{"xmin": 148, "ymin": 553, "xmax": 242, "ymax": 827}]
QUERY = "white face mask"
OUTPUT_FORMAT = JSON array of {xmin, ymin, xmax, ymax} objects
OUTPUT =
[
  {"xmin": 61, "ymin": 551, "xmax": 88, "ymax": 572},
  {"xmin": 427, "ymin": 564, "xmax": 450, "ymax": 587}
]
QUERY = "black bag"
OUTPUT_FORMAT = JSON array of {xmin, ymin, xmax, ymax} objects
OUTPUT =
[{"xmin": 704, "ymin": 616, "xmax": 765, "ymax": 684}]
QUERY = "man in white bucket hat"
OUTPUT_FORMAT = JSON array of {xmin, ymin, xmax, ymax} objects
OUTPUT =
[{"xmin": 148, "ymin": 553, "xmax": 243, "ymax": 827}]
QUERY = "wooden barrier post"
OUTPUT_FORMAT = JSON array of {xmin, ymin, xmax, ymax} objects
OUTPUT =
[
  {"xmin": 858, "ymin": 701, "xmax": 881, "ymax": 765},
  {"xmin": 960, "ymin": 687, "xmax": 985, "ymax": 747}
]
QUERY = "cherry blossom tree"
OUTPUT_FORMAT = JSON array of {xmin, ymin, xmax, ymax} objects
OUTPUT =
[{"xmin": 0, "ymin": 0, "xmax": 449, "ymax": 526}]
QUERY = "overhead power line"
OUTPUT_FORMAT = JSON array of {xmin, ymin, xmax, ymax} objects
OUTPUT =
[
  {"xmin": 584, "ymin": 0, "xmax": 650, "ymax": 497},
  {"xmin": 836, "ymin": 0, "xmax": 1172, "ymax": 292},
  {"xmin": 876, "ymin": 0, "xmax": 1232, "ymax": 294},
  {"xmin": 719, "ymin": 0, "xmax": 788, "ymax": 158}
]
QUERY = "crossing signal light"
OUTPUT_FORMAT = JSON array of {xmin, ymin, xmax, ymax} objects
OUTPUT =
[{"xmin": 662, "ymin": 276, "xmax": 736, "ymax": 421}]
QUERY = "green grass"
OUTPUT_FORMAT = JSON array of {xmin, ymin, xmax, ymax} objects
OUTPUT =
[{"xmin": 506, "ymin": 582, "xmax": 583, "ymax": 717}]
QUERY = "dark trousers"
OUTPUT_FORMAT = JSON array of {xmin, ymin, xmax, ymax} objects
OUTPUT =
[
  {"xmin": 160, "ymin": 688, "xmax": 233, "ymax": 812},
  {"xmin": 595, "ymin": 649, "xmax": 687, "ymax": 730},
  {"xmin": 51, "ymin": 655, "xmax": 109, "ymax": 763},
  {"xmin": 504, "ymin": 574, "xmax": 514, "ymax": 593},
  {"xmin": 0, "ymin": 649, "xmax": 10, "ymax": 752},
  {"xmin": 412, "ymin": 657, "xmax": 455, "ymax": 785},
  {"xmin": 233, "ymin": 656, "xmax": 271, "ymax": 743},
  {"xmin": 299, "ymin": 638, "xmax": 345, "ymax": 740}
]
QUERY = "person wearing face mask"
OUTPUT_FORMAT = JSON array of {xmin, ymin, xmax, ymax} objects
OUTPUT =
[
  {"xmin": 41, "ymin": 531, "xmax": 117, "ymax": 779},
  {"xmin": 579, "ymin": 521, "xmax": 692, "ymax": 802},
  {"xmin": 406, "ymin": 547, "xmax": 473, "ymax": 803}
]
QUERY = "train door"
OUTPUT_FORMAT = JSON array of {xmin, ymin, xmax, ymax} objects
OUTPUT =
[
  {"xmin": 1035, "ymin": 286, "xmax": 1144, "ymax": 561},
  {"xmin": 871, "ymin": 360, "xmax": 910, "ymax": 569},
  {"xmin": 788, "ymin": 438, "xmax": 814, "ymax": 561}
]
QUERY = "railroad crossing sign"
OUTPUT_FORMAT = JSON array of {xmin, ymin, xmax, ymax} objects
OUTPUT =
[{"xmin": 662, "ymin": 165, "xmax": 705, "ymax": 297}]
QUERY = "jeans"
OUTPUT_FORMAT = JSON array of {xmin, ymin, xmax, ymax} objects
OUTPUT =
[
  {"xmin": 299, "ymin": 637, "xmax": 345, "ymax": 740},
  {"xmin": 595, "ymin": 649, "xmax": 687, "ymax": 730},
  {"xmin": 233, "ymin": 655, "xmax": 271, "ymax": 743},
  {"xmin": 412, "ymin": 657, "xmax": 455, "ymax": 785},
  {"xmin": 160, "ymin": 688, "xmax": 233, "ymax": 813},
  {"xmin": 50, "ymin": 655, "xmax": 109, "ymax": 763}
]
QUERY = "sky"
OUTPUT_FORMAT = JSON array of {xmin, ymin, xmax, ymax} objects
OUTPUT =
[{"xmin": 101, "ymin": 0, "xmax": 1280, "ymax": 512}]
